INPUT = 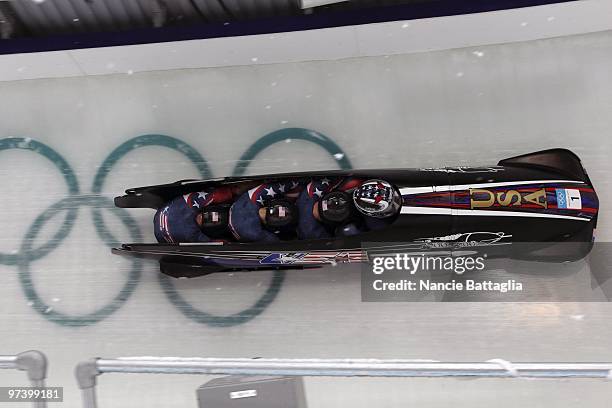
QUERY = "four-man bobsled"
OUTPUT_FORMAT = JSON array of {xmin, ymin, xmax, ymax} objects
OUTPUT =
[{"xmin": 112, "ymin": 148, "xmax": 599, "ymax": 278}]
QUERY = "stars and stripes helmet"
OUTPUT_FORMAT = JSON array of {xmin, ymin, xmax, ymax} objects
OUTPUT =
[{"xmin": 353, "ymin": 179, "xmax": 401, "ymax": 218}]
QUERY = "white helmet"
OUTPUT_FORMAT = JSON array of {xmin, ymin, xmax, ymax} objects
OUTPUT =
[{"xmin": 353, "ymin": 179, "xmax": 402, "ymax": 218}]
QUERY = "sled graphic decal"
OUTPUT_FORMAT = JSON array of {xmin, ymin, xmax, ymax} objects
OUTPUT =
[
  {"xmin": 416, "ymin": 232, "xmax": 513, "ymax": 244},
  {"xmin": 260, "ymin": 253, "xmax": 306, "ymax": 265},
  {"xmin": 556, "ymin": 188, "xmax": 582, "ymax": 210}
]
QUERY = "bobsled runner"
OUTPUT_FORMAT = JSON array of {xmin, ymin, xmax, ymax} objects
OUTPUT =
[{"xmin": 112, "ymin": 148, "xmax": 598, "ymax": 278}]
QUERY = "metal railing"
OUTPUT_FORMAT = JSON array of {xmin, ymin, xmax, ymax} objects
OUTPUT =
[
  {"xmin": 75, "ymin": 357, "xmax": 612, "ymax": 408},
  {"xmin": 0, "ymin": 350, "xmax": 48, "ymax": 408}
]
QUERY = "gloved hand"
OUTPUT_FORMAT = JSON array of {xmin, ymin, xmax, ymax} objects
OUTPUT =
[{"xmin": 335, "ymin": 222, "xmax": 362, "ymax": 237}]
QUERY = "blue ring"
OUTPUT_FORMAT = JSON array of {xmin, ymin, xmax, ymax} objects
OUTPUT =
[
  {"xmin": 18, "ymin": 195, "xmax": 142, "ymax": 326},
  {"xmin": 92, "ymin": 134, "xmax": 211, "ymax": 194},
  {"xmin": 233, "ymin": 128, "xmax": 352, "ymax": 176},
  {"xmin": 91, "ymin": 134, "xmax": 211, "ymax": 254},
  {"xmin": 0, "ymin": 137, "xmax": 80, "ymax": 265}
]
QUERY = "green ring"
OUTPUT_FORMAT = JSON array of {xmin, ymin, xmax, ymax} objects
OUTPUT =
[
  {"xmin": 92, "ymin": 134, "xmax": 211, "ymax": 194},
  {"xmin": 233, "ymin": 128, "xmax": 352, "ymax": 176},
  {"xmin": 158, "ymin": 272, "xmax": 286, "ymax": 328},
  {"xmin": 91, "ymin": 134, "xmax": 212, "ymax": 259},
  {"xmin": 18, "ymin": 195, "xmax": 142, "ymax": 327},
  {"xmin": 0, "ymin": 138, "xmax": 80, "ymax": 265}
]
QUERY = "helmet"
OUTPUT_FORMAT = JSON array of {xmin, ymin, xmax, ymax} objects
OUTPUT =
[
  {"xmin": 353, "ymin": 179, "xmax": 401, "ymax": 218},
  {"xmin": 199, "ymin": 205, "xmax": 230, "ymax": 238},
  {"xmin": 264, "ymin": 199, "xmax": 298, "ymax": 233},
  {"xmin": 317, "ymin": 191, "xmax": 353, "ymax": 225}
]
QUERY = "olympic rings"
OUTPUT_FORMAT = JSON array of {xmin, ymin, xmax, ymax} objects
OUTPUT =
[
  {"xmin": 18, "ymin": 195, "xmax": 142, "ymax": 327},
  {"xmin": 0, "ymin": 138, "xmax": 80, "ymax": 265},
  {"xmin": 1, "ymin": 128, "xmax": 352, "ymax": 328}
]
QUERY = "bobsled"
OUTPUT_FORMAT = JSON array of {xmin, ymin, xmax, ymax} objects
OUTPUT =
[{"xmin": 112, "ymin": 148, "xmax": 599, "ymax": 278}]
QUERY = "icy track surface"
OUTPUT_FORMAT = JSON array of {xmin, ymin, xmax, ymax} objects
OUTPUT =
[{"xmin": 1, "ymin": 31, "xmax": 612, "ymax": 407}]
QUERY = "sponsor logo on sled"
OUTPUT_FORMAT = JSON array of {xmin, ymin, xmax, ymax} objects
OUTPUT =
[
  {"xmin": 260, "ymin": 253, "xmax": 306, "ymax": 265},
  {"xmin": 556, "ymin": 188, "xmax": 582, "ymax": 209}
]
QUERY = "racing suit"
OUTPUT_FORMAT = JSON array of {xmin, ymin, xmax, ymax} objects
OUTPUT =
[
  {"xmin": 229, "ymin": 180, "xmax": 303, "ymax": 242},
  {"xmin": 296, "ymin": 177, "xmax": 363, "ymax": 239},
  {"xmin": 297, "ymin": 177, "xmax": 396, "ymax": 239},
  {"xmin": 153, "ymin": 187, "xmax": 233, "ymax": 243}
]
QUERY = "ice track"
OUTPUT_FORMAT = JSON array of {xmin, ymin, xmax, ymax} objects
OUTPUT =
[{"xmin": 1, "ymin": 31, "xmax": 612, "ymax": 407}]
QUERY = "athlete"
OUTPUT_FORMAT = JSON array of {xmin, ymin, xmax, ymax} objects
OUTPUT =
[
  {"xmin": 154, "ymin": 187, "xmax": 233, "ymax": 243},
  {"xmin": 296, "ymin": 177, "xmax": 363, "ymax": 239},
  {"xmin": 229, "ymin": 180, "xmax": 303, "ymax": 242},
  {"xmin": 297, "ymin": 178, "xmax": 401, "ymax": 239}
]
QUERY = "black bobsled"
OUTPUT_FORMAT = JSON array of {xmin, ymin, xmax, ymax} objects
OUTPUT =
[{"xmin": 112, "ymin": 148, "xmax": 599, "ymax": 278}]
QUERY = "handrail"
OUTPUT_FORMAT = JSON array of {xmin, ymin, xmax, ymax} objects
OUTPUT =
[
  {"xmin": 0, "ymin": 350, "xmax": 48, "ymax": 408},
  {"xmin": 75, "ymin": 357, "xmax": 612, "ymax": 408}
]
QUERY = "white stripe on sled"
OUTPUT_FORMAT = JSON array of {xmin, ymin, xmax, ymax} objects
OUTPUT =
[
  {"xmin": 399, "ymin": 179, "xmax": 584, "ymax": 195},
  {"xmin": 399, "ymin": 207, "xmax": 451, "ymax": 215},
  {"xmin": 179, "ymin": 242, "xmax": 225, "ymax": 246},
  {"xmin": 400, "ymin": 206, "xmax": 589, "ymax": 221},
  {"xmin": 398, "ymin": 186, "xmax": 437, "ymax": 194}
]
